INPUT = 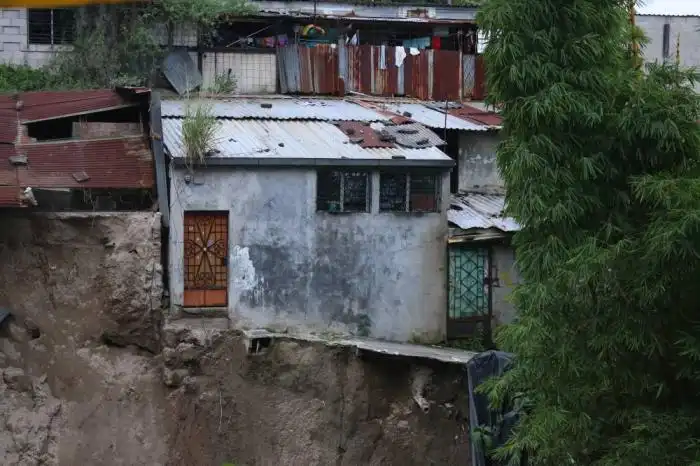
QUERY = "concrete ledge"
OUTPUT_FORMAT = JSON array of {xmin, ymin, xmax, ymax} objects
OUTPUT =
[{"xmin": 242, "ymin": 329, "xmax": 476, "ymax": 365}]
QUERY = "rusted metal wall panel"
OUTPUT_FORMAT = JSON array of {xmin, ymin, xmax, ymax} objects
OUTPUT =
[
  {"xmin": 472, "ymin": 54, "xmax": 486, "ymax": 100},
  {"xmin": 433, "ymin": 50, "xmax": 461, "ymax": 101},
  {"xmin": 277, "ymin": 45, "xmax": 480, "ymax": 100}
]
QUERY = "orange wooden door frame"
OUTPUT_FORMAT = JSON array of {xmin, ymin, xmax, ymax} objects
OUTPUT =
[{"xmin": 183, "ymin": 211, "xmax": 228, "ymax": 307}]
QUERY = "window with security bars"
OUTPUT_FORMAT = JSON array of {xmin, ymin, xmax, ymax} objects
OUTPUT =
[
  {"xmin": 316, "ymin": 170, "xmax": 370, "ymax": 213},
  {"xmin": 379, "ymin": 171, "xmax": 440, "ymax": 213},
  {"xmin": 28, "ymin": 9, "xmax": 76, "ymax": 45}
]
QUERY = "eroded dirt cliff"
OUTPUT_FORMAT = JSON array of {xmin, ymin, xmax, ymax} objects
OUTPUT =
[{"xmin": 0, "ymin": 212, "xmax": 471, "ymax": 466}]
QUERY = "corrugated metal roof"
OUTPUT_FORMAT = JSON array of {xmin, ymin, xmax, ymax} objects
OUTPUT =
[
  {"xmin": 0, "ymin": 89, "xmax": 136, "ymax": 123},
  {"xmin": 254, "ymin": 1, "xmax": 478, "ymax": 23},
  {"xmin": 16, "ymin": 137, "xmax": 154, "ymax": 189},
  {"xmin": 162, "ymin": 118, "xmax": 450, "ymax": 162},
  {"xmin": 371, "ymin": 122, "xmax": 446, "ymax": 148},
  {"xmin": 0, "ymin": 186, "xmax": 20, "ymax": 207},
  {"xmin": 358, "ymin": 101, "xmax": 488, "ymax": 131},
  {"xmin": 448, "ymin": 192, "xmax": 519, "ymax": 232},
  {"xmin": 161, "ymin": 98, "xmax": 390, "ymax": 121}
]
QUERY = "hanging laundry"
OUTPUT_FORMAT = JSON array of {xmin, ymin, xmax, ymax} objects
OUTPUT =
[
  {"xmin": 379, "ymin": 45, "xmax": 387, "ymax": 70},
  {"xmin": 403, "ymin": 37, "xmax": 430, "ymax": 50},
  {"xmin": 409, "ymin": 47, "xmax": 420, "ymax": 56},
  {"xmin": 395, "ymin": 46, "xmax": 407, "ymax": 67},
  {"xmin": 349, "ymin": 32, "xmax": 359, "ymax": 46},
  {"xmin": 262, "ymin": 36, "xmax": 276, "ymax": 48},
  {"xmin": 301, "ymin": 24, "xmax": 326, "ymax": 37},
  {"xmin": 431, "ymin": 36, "xmax": 441, "ymax": 50},
  {"xmin": 277, "ymin": 34, "xmax": 289, "ymax": 47}
]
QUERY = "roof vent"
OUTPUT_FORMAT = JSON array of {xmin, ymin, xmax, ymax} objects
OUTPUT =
[
  {"xmin": 72, "ymin": 171, "xmax": 90, "ymax": 183},
  {"xmin": 9, "ymin": 154, "xmax": 27, "ymax": 166}
]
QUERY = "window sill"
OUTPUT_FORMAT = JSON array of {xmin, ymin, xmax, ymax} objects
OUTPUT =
[
  {"xmin": 27, "ymin": 44, "xmax": 72, "ymax": 52},
  {"xmin": 316, "ymin": 210, "xmax": 371, "ymax": 215}
]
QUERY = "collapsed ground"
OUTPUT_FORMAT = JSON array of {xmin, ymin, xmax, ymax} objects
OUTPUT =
[{"xmin": 0, "ymin": 212, "xmax": 471, "ymax": 465}]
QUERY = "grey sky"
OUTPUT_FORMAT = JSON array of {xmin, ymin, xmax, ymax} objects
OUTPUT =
[{"xmin": 638, "ymin": 0, "xmax": 700, "ymax": 15}]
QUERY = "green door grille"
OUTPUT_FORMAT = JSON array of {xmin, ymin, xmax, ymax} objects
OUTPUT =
[{"xmin": 448, "ymin": 247, "xmax": 489, "ymax": 320}]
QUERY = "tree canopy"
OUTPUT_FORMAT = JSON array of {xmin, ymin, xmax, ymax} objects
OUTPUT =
[{"xmin": 477, "ymin": 0, "xmax": 700, "ymax": 464}]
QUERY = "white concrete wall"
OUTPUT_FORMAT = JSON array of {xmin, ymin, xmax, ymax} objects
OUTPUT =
[
  {"xmin": 169, "ymin": 166, "xmax": 451, "ymax": 343},
  {"xmin": 0, "ymin": 8, "xmax": 198, "ymax": 68},
  {"xmin": 0, "ymin": 8, "xmax": 64, "ymax": 67},
  {"xmin": 637, "ymin": 14, "xmax": 700, "ymax": 91},
  {"xmin": 491, "ymin": 244, "xmax": 520, "ymax": 326},
  {"xmin": 458, "ymin": 131, "xmax": 503, "ymax": 193},
  {"xmin": 201, "ymin": 51, "xmax": 277, "ymax": 94}
]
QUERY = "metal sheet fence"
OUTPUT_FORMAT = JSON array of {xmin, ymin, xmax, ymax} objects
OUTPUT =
[{"xmin": 278, "ymin": 44, "xmax": 482, "ymax": 100}]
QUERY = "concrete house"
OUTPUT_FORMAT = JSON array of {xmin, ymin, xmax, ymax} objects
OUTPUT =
[
  {"xmin": 160, "ymin": 97, "xmax": 455, "ymax": 342},
  {"xmin": 351, "ymin": 98, "xmax": 520, "ymax": 339}
]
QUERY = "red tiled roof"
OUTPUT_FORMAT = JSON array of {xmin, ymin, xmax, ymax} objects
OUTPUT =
[{"xmin": 16, "ymin": 137, "xmax": 154, "ymax": 189}]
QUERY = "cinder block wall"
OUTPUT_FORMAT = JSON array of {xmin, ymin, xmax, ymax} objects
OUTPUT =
[
  {"xmin": 0, "ymin": 8, "xmax": 198, "ymax": 69},
  {"xmin": 0, "ymin": 8, "xmax": 61, "ymax": 68}
]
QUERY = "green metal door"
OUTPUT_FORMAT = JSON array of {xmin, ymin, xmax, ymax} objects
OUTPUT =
[{"xmin": 447, "ymin": 246, "xmax": 491, "ymax": 339}]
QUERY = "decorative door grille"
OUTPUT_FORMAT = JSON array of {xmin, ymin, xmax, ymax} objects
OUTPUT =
[
  {"xmin": 183, "ymin": 211, "xmax": 228, "ymax": 307},
  {"xmin": 447, "ymin": 246, "xmax": 491, "ymax": 339}
]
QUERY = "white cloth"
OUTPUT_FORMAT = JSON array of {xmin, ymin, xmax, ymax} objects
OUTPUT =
[{"xmin": 395, "ymin": 47, "xmax": 407, "ymax": 67}]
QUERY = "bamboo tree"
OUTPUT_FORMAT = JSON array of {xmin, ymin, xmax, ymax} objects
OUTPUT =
[{"xmin": 477, "ymin": 0, "xmax": 700, "ymax": 464}]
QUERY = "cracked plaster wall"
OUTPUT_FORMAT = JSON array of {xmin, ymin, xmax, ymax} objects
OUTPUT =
[
  {"xmin": 458, "ymin": 131, "xmax": 503, "ymax": 193},
  {"xmin": 169, "ymin": 167, "xmax": 451, "ymax": 342}
]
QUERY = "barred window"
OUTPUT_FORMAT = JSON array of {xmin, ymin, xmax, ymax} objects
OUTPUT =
[
  {"xmin": 379, "ymin": 171, "xmax": 440, "ymax": 213},
  {"xmin": 28, "ymin": 9, "xmax": 76, "ymax": 45},
  {"xmin": 316, "ymin": 170, "xmax": 370, "ymax": 213}
]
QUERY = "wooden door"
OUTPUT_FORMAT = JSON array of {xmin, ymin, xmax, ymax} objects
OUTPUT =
[{"xmin": 183, "ymin": 211, "xmax": 228, "ymax": 307}]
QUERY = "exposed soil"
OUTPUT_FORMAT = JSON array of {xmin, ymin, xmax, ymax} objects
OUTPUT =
[{"xmin": 0, "ymin": 212, "xmax": 471, "ymax": 466}]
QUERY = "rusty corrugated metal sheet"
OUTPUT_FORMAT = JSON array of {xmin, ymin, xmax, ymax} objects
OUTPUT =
[
  {"xmin": 433, "ymin": 50, "xmax": 461, "ymax": 101},
  {"xmin": 0, "ymin": 144, "xmax": 21, "ymax": 207},
  {"xmin": 279, "ymin": 45, "xmax": 474, "ymax": 100},
  {"xmin": 472, "ymin": 55, "xmax": 486, "ymax": 100},
  {"xmin": 0, "ymin": 111, "xmax": 18, "ymax": 143},
  {"xmin": 16, "ymin": 137, "xmax": 154, "ymax": 189},
  {"xmin": 450, "ymin": 104, "xmax": 502, "ymax": 127},
  {"xmin": 0, "ymin": 89, "xmax": 136, "ymax": 123},
  {"xmin": 0, "ymin": 186, "xmax": 20, "ymax": 207},
  {"xmin": 336, "ymin": 121, "xmax": 394, "ymax": 149}
]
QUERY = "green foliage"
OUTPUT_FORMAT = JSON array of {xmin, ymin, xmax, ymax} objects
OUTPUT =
[
  {"xmin": 0, "ymin": 64, "xmax": 67, "ymax": 92},
  {"xmin": 153, "ymin": 0, "xmax": 257, "ymax": 28},
  {"xmin": 49, "ymin": 13, "xmax": 162, "ymax": 89},
  {"xmin": 208, "ymin": 72, "xmax": 238, "ymax": 94},
  {"xmin": 478, "ymin": 0, "xmax": 700, "ymax": 465},
  {"xmin": 0, "ymin": 0, "xmax": 255, "ymax": 92},
  {"xmin": 182, "ymin": 100, "xmax": 218, "ymax": 164}
]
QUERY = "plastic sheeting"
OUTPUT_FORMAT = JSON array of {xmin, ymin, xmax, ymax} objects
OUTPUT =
[{"xmin": 466, "ymin": 350, "xmax": 526, "ymax": 466}]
